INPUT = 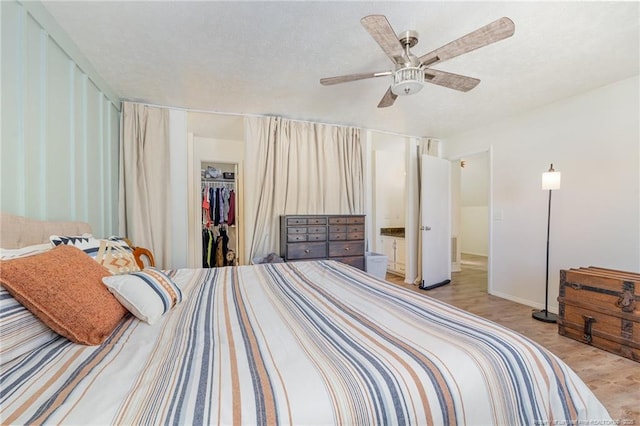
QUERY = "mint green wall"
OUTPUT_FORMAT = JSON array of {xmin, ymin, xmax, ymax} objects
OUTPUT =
[{"xmin": 1, "ymin": 1, "xmax": 121, "ymax": 237}]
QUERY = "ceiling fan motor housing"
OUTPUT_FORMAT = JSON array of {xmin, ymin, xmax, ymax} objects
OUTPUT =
[
  {"xmin": 392, "ymin": 38, "xmax": 425, "ymax": 96},
  {"xmin": 392, "ymin": 66, "xmax": 425, "ymax": 96}
]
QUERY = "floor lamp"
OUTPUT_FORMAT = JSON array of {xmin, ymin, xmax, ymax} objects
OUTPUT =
[{"xmin": 532, "ymin": 163, "xmax": 561, "ymax": 323}]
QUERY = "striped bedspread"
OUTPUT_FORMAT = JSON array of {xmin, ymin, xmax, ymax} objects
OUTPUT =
[{"xmin": 1, "ymin": 260, "xmax": 610, "ymax": 425}]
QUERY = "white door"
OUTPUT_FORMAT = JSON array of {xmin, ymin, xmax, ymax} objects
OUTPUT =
[{"xmin": 420, "ymin": 155, "xmax": 451, "ymax": 289}]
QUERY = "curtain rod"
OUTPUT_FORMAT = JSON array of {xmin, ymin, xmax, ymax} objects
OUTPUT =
[{"xmin": 123, "ymin": 100, "xmax": 436, "ymax": 140}]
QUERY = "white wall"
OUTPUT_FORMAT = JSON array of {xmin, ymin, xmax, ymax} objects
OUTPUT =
[
  {"xmin": 460, "ymin": 206, "xmax": 489, "ymax": 256},
  {"xmin": 444, "ymin": 75, "xmax": 640, "ymax": 312},
  {"xmin": 460, "ymin": 153, "xmax": 489, "ymax": 256},
  {"xmin": 1, "ymin": 1, "xmax": 120, "ymax": 237},
  {"xmin": 374, "ymin": 151, "xmax": 406, "ymax": 229},
  {"xmin": 169, "ymin": 110, "xmax": 188, "ymax": 268}
]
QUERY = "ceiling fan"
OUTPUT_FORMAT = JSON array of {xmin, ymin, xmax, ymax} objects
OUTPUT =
[{"xmin": 320, "ymin": 15, "xmax": 515, "ymax": 108}]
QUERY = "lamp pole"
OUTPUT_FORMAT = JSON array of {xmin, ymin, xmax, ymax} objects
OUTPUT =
[{"xmin": 533, "ymin": 164, "xmax": 559, "ymax": 323}]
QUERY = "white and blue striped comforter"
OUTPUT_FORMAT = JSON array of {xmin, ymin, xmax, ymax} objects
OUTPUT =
[{"xmin": 1, "ymin": 260, "xmax": 610, "ymax": 425}]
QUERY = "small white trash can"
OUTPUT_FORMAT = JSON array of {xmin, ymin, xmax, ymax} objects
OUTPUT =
[{"xmin": 365, "ymin": 252, "xmax": 388, "ymax": 279}]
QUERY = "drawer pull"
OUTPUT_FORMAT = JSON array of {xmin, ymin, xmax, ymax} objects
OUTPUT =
[
  {"xmin": 582, "ymin": 315, "xmax": 596, "ymax": 344},
  {"xmin": 304, "ymin": 249, "xmax": 310, "ymax": 254},
  {"xmin": 344, "ymin": 247, "xmax": 350, "ymax": 251}
]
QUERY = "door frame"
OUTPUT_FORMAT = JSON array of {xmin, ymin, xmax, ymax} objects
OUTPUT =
[{"xmin": 447, "ymin": 147, "xmax": 493, "ymax": 294}]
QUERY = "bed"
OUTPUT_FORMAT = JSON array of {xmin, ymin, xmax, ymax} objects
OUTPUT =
[{"xmin": 0, "ymin": 214, "xmax": 611, "ymax": 425}]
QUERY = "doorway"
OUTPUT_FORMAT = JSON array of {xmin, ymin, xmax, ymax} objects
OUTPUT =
[
  {"xmin": 452, "ymin": 151, "xmax": 490, "ymax": 290},
  {"xmin": 187, "ymin": 134, "xmax": 244, "ymax": 268},
  {"xmin": 201, "ymin": 162, "xmax": 239, "ymax": 268}
]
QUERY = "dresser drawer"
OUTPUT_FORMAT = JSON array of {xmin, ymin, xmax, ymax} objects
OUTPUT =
[
  {"xmin": 328, "ymin": 217, "xmax": 349, "ymax": 225},
  {"xmin": 329, "ymin": 241, "xmax": 364, "ymax": 257},
  {"xmin": 307, "ymin": 226, "xmax": 326, "ymax": 234},
  {"xmin": 287, "ymin": 234, "xmax": 308, "ymax": 242},
  {"xmin": 287, "ymin": 217, "xmax": 307, "ymax": 226},
  {"xmin": 307, "ymin": 217, "xmax": 327, "ymax": 225},
  {"xmin": 329, "ymin": 232, "xmax": 347, "ymax": 241},
  {"xmin": 287, "ymin": 242, "xmax": 327, "ymax": 260},
  {"xmin": 331, "ymin": 231, "xmax": 364, "ymax": 241},
  {"xmin": 328, "ymin": 216, "xmax": 365, "ymax": 225},
  {"xmin": 329, "ymin": 225, "xmax": 347, "ymax": 233},
  {"xmin": 307, "ymin": 233, "xmax": 326, "ymax": 241},
  {"xmin": 288, "ymin": 226, "xmax": 307, "ymax": 234}
]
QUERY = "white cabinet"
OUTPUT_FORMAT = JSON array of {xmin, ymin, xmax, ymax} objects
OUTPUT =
[
  {"xmin": 380, "ymin": 236, "xmax": 405, "ymax": 276},
  {"xmin": 395, "ymin": 238, "xmax": 406, "ymax": 274},
  {"xmin": 380, "ymin": 236, "xmax": 395, "ymax": 269}
]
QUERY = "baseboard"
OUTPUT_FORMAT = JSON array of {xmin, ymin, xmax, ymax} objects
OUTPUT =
[
  {"xmin": 461, "ymin": 252, "xmax": 488, "ymax": 258},
  {"xmin": 489, "ymin": 289, "xmax": 558, "ymax": 315}
]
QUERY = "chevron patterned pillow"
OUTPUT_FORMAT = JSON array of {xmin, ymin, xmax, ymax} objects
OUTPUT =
[{"xmin": 50, "ymin": 235, "xmax": 141, "ymax": 275}]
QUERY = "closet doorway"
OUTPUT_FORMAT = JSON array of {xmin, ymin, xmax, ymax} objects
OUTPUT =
[
  {"xmin": 201, "ymin": 162, "xmax": 238, "ymax": 268},
  {"xmin": 187, "ymin": 133, "xmax": 244, "ymax": 268}
]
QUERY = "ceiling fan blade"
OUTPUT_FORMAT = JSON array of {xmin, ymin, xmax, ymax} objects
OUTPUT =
[
  {"xmin": 320, "ymin": 71, "xmax": 391, "ymax": 86},
  {"xmin": 424, "ymin": 69, "xmax": 480, "ymax": 92},
  {"xmin": 377, "ymin": 87, "xmax": 398, "ymax": 108},
  {"xmin": 418, "ymin": 17, "xmax": 515, "ymax": 66},
  {"xmin": 361, "ymin": 15, "xmax": 407, "ymax": 65}
]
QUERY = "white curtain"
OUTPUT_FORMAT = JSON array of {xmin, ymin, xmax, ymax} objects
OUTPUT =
[
  {"xmin": 244, "ymin": 116, "xmax": 363, "ymax": 261},
  {"xmin": 119, "ymin": 102, "xmax": 171, "ymax": 268}
]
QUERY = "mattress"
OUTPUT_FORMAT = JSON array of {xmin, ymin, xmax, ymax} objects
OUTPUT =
[{"xmin": 0, "ymin": 260, "xmax": 610, "ymax": 425}]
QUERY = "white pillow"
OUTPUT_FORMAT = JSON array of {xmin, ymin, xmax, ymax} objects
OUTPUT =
[
  {"xmin": 102, "ymin": 268, "xmax": 183, "ymax": 324},
  {"xmin": 0, "ymin": 243, "xmax": 53, "ymax": 260}
]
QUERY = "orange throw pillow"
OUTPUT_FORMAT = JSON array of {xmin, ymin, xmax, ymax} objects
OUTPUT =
[{"xmin": 0, "ymin": 245, "xmax": 127, "ymax": 345}]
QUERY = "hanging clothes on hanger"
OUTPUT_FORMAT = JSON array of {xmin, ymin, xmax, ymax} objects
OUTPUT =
[
  {"xmin": 228, "ymin": 189, "xmax": 235, "ymax": 226},
  {"xmin": 201, "ymin": 179, "xmax": 236, "ymax": 268}
]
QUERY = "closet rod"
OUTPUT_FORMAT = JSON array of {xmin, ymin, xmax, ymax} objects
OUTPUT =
[{"xmin": 202, "ymin": 182, "xmax": 234, "ymax": 186}]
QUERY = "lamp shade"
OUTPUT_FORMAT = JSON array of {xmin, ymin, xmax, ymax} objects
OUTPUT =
[{"xmin": 542, "ymin": 164, "xmax": 561, "ymax": 190}]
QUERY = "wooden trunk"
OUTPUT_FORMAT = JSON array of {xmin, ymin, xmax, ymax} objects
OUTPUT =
[{"xmin": 558, "ymin": 267, "xmax": 640, "ymax": 362}]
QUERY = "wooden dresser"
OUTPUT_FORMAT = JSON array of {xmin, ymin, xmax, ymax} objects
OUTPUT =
[{"xmin": 280, "ymin": 215, "xmax": 365, "ymax": 270}]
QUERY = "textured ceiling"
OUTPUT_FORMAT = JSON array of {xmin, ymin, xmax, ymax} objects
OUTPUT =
[{"xmin": 42, "ymin": 1, "xmax": 639, "ymax": 138}]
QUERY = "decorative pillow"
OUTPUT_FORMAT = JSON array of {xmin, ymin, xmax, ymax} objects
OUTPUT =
[
  {"xmin": 50, "ymin": 234, "xmax": 141, "ymax": 274},
  {"xmin": 0, "ymin": 243, "xmax": 53, "ymax": 260},
  {"xmin": 0, "ymin": 245, "xmax": 127, "ymax": 345},
  {"xmin": 102, "ymin": 267, "xmax": 183, "ymax": 325},
  {"xmin": 0, "ymin": 285, "xmax": 59, "ymax": 364}
]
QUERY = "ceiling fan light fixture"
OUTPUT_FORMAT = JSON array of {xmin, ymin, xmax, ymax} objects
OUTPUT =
[{"xmin": 391, "ymin": 66, "xmax": 425, "ymax": 96}]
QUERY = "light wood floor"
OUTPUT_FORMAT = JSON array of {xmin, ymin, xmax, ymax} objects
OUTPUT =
[{"xmin": 385, "ymin": 254, "xmax": 640, "ymax": 423}]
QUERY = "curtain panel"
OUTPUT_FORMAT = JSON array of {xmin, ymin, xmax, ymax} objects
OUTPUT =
[
  {"xmin": 119, "ymin": 102, "xmax": 171, "ymax": 268},
  {"xmin": 245, "ymin": 117, "xmax": 363, "ymax": 261}
]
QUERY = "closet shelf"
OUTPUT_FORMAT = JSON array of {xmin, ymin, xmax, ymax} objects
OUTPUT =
[{"xmin": 202, "ymin": 178, "xmax": 234, "ymax": 183}]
